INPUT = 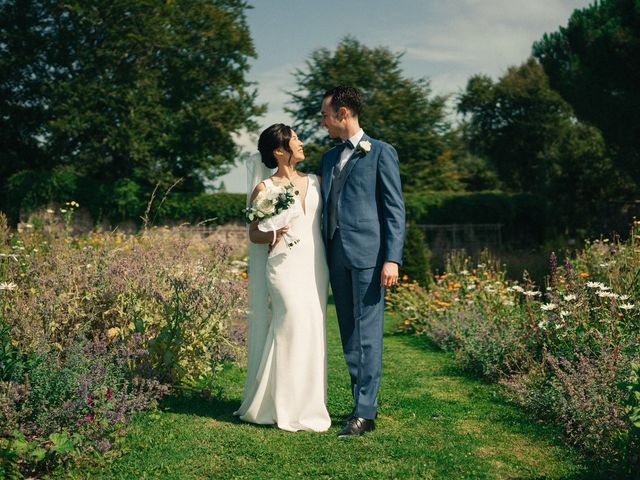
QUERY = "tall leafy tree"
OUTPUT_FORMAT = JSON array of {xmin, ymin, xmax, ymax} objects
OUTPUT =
[
  {"xmin": 286, "ymin": 36, "xmax": 461, "ymax": 192},
  {"xmin": 458, "ymin": 59, "xmax": 570, "ymax": 193},
  {"xmin": 0, "ymin": 0, "xmax": 263, "ymax": 218},
  {"xmin": 533, "ymin": 0, "xmax": 640, "ymax": 186},
  {"xmin": 458, "ymin": 58, "xmax": 626, "ymax": 233}
]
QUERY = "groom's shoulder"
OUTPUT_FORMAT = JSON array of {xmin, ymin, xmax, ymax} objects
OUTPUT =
[
  {"xmin": 366, "ymin": 136, "xmax": 391, "ymax": 148},
  {"xmin": 368, "ymin": 137, "xmax": 397, "ymax": 156}
]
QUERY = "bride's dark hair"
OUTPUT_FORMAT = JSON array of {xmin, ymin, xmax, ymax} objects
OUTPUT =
[{"xmin": 258, "ymin": 123, "xmax": 293, "ymax": 169}]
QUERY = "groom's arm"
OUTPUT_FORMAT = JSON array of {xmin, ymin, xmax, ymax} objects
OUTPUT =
[{"xmin": 378, "ymin": 143, "xmax": 406, "ymax": 267}]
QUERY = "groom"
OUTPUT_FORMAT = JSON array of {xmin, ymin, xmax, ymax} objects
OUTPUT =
[{"xmin": 319, "ymin": 86, "xmax": 405, "ymax": 437}]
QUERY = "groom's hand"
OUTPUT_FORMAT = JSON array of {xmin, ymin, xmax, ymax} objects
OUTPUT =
[{"xmin": 381, "ymin": 262, "xmax": 399, "ymax": 288}]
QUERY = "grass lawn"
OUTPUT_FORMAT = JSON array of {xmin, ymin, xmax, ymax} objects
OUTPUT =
[{"xmin": 60, "ymin": 298, "xmax": 598, "ymax": 479}]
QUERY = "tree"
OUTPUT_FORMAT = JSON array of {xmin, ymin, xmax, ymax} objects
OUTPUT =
[
  {"xmin": 458, "ymin": 58, "xmax": 626, "ymax": 233},
  {"xmin": 458, "ymin": 59, "xmax": 571, "ymax": 193},
  {"xmin": 286, "ymin": 37, "xmax": 461, "ymax": 192},
  {"xmin": 0, "ymin": 0, "xmax": 263, "ymax": 219},
  {"xmin": 533, "ymin": 0, "xmax": 640, "ymax": 187}
]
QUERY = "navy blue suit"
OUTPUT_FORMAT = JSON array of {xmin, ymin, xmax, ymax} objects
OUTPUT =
[{"xmin": 320, "ymin": 133, "xmax": 405, "ymax": 419}]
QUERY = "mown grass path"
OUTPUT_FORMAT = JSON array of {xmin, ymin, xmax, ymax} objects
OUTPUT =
[{"xmin": 62, "ymin": 301, "xmax": 597, "ymax": 479}]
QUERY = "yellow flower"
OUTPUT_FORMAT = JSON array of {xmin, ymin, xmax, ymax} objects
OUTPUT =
[{"xmin": 107, "ymin": 327, "xmax": 120, "ymax": 339}]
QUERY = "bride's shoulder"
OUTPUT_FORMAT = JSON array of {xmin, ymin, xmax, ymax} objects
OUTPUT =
[{"xmin": 250, "ymin": 181, "xmax": 267, "ymax": 202}]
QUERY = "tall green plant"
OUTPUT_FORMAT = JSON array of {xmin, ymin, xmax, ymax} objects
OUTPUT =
[{"xmin": 400, "ymin": 223, "xmax": 431, "ymax": 287}]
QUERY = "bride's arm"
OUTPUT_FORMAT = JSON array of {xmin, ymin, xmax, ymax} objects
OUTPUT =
[{"xmin": 248, "ymin": 183, "xmax": 289, "ymax": 245}]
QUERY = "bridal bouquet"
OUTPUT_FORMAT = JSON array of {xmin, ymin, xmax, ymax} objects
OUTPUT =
[{"xmin": 245, "ymin": 182, "xmax": 301, "ymax": 248}]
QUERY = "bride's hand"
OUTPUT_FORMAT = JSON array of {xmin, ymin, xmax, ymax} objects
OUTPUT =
[{"xmin": 269, "ymin": 226, "xmax": 289, "ymax": 252}]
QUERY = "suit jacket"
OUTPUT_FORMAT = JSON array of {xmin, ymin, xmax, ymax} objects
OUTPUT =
[{"xmin": 320, "ymin": 133, "xmax": 405, "ymax": 269}]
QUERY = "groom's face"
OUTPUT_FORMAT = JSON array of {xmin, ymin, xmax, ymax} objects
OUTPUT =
[{"xmin": 320, "ymin": 96, "xmax": 342, "ymax": 139}]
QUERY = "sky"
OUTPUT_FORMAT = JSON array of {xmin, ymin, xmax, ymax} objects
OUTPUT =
[{"xmin": 218, "ymin": 0, "xmax": 593, "ymax": 192}]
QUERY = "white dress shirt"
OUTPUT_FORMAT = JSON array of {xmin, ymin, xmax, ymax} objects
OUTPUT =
[{"xmin": 337, "ymin": 129, "xmax": 365, "ymax": 171}]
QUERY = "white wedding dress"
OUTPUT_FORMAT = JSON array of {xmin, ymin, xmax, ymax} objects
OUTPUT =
[{"xmin": 234, "ymin": 174, "xmax": 331, "ymax": 432}]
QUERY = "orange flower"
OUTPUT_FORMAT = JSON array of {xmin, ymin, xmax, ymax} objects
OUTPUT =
[
  {"xmin": 403, "ymin": 319, "xmax": 411, "ymax": 325},
  {"xmin": 580, "ymin": 272, "xmax": 589, "ymax": 278},
  {"xmin": 402, "ymin": 275, "xmax": 409, "ymax": 281}
]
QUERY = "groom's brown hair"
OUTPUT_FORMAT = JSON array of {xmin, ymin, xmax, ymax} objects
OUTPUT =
[{"xmin": 324, "ymin": 86, "xmax": 362, "ymax": 117}]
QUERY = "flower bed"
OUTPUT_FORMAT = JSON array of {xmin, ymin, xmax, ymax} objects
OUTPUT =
[
  {"xmin": 0, "ymin": 210, "xmax": 246, "ymax": 476},
  {"xmin": 388, "ymin": 223, "xmax": 640, "ymax": 471}
]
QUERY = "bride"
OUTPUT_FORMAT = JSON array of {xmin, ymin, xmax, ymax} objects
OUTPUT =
[{"xmin": 234, "ymin": 123, "xmax": 331, "ymax": 432}]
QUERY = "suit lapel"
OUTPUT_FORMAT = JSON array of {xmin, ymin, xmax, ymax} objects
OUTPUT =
[
  {"xmin": 342, "ymin": 133, "xmax": 370, "ymax": 181},
  {"xmin": 323, "ymin": 147, "xmax": 340, "ymax": 202}
]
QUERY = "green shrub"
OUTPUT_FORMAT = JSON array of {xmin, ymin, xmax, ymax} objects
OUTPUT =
[
  {"xmin": 400, "ymin": 223, "xmax": 431, "ymax": 286},
  {"xmin": 404, "ymin": 191, "xmax": 549, "ymax": 246},
  {"xmin": 156, "ymin": 192, "xmax": 246, "ymax": 225},
  {"xmin": 4, "ymin": 167, "xmax": 81, "ymax": 223}
]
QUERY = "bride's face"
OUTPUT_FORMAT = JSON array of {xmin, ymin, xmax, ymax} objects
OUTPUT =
[{"xmin": 287, "ymin": 130, "xmax": 305, "ymax": 164}]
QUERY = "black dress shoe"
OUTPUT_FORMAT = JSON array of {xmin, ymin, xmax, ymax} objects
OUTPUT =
[
  {"xmin": 342, "ymin": 408, "xmax": 357, "ymax": 424},
  {"xmin": 343, "ymin": 408, "xmax": 377, "ymax": 424},
  {"xmin": 336, "ymin": 417, "xmax": 375, "ymax": 437}
]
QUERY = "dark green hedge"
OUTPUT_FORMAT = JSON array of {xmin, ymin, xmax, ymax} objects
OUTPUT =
[
  {"xmin": 404, "ymin": 191, "xmax": 549, "ymax": 246},
  {"xmin": 156, "ymin": 192, "xmax": 247, "ymax": 225},
  {"xmin": 158, "ymin": 191, "xmax": 548, "ymax": 245},
  {"xmin": 4, "ymin": 170, "xmax": 547, "ymax": 244},
  {"xmin": 3, "ymin": 168, "xmax": 248, "ymax": 226}
]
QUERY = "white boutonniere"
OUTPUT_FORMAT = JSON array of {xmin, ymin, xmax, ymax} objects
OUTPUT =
[{"xmin": 356, "ymin": 140, "xmax": 371, "ymax": 155}]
